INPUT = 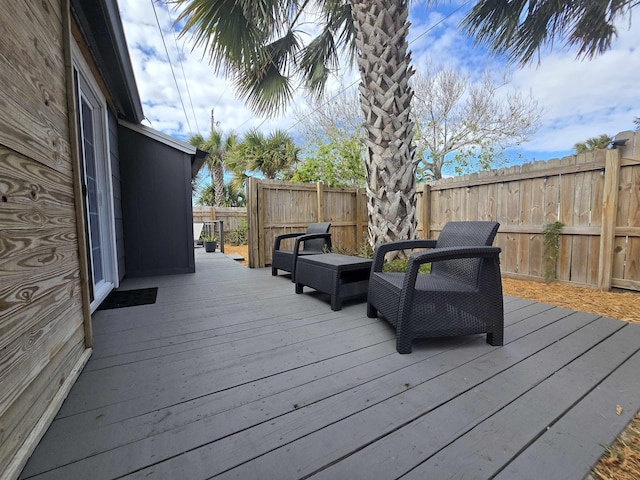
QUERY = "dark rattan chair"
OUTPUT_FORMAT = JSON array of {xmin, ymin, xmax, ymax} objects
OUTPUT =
[
  {"xmin": 271, "ymin": 222, "xmax": 332, "ymax": 281},
  {"xmin": 367, "ymin": 221, "xmax": 503, "ymax": 353}
]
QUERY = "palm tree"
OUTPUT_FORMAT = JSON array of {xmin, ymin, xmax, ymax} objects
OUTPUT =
[
  {"xmin": 176, "ymin": 0, "xmax": 416, "ymax": 252},
  {"xmin": 227, "ymin": 129, "xmax": 299, "ymax": 181},
  {"xmin": 189, "ymin": 130, "xmax": 237, "ymax": 207},
  {"xmin": 574, "ymin": 134, "xmax": 613, "ymax": 153},
  {"xmin": 176, "ymin": 0, "xmax": 633, "ymax": 250}
]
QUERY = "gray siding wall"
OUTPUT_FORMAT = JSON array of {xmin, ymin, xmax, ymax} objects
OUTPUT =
[
  {"xmin": 118, "ymin": 125, "xmax": 196, "ymax": 277},
  {"xmin": 108, "ymin": 111, "xmax": 126, "ymax": 280}
]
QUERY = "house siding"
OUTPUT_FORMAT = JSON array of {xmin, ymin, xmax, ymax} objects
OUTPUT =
[
  {"xmin": 118, "ymin": 124, "xmax": 196, "ymax": 277},
  {"xmin": 0, "ymin": 1, "xmax": 88, "ymax": 476},
  {"xmin": 109, "ymin": 110, "xmax": 126, "ymax": 280}
]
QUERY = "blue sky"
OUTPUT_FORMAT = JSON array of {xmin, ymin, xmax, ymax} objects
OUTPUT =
[{"xmin": 117, "ymin": 0, "xmax": 639, "ymax": 181}]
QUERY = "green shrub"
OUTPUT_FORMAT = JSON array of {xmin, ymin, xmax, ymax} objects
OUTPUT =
[
  {"xmin": 542, "ymin": 221, "xmax": 564, "ymax": 281},
  {"xmin": 382, "ymin": 259, "xmax": 431, "ymax": 273},
  {"xmin": 227, "ymin": 220, "xmax": 248, "ymax": 246},
  {"xmin": 357, "ymin": 240, "xmax": 374, "ymax": 259}
]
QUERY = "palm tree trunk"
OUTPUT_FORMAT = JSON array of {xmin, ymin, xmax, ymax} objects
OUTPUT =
[
  {"xmin": 351, "ymin": 0, "xmax": 417, "ymax": 254},
  {"xmin": 213, "ymin": 163, "xmax": 224, "ymax": 206}
]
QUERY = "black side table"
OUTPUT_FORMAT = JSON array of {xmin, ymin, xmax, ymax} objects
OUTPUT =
[{"xmin": 295, "ymin": 253, "xmax": 373, "ymax": 310}]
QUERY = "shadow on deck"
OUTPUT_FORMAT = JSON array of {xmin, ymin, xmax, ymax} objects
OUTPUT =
[{"xmin": 20, "ymin": 248, "xmax": 640, "ymax": 479}]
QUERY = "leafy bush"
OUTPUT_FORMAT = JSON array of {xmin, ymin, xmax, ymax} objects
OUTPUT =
[
  {"xmin": 353, "ymin": 240, "xmax": 430, "ymax": 272},
  {"xmin": 542, "ymin": 221, "xmax": 564, "ymax": 281},
  {"xmin": 227, "ymin": 220, "xmax": 248, "ymax": 246},
  {"xmin": 383, "ymin": 259, "xmax": 431, "ymax": 273}
]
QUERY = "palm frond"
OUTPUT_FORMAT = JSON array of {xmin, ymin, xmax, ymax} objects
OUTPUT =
[
  {"xmin": 175, "ymin": 0, "xmax": 264, "ymax": 70},
  {"xmin": 461, "ymin": 0, "xmax": 635, "ymax": 65},
  {"xmin": 300, "ymin": 28, "xmax": 338, "ymax": 97},
  {"xmin": 175, "ymin": 0, "xmax": 355, "ymax": 114},
  {"xmin": 188, "ymin": 133, "xmax": 205, "ymax": 148},
  {"xmin": 232, "ymin": 60, "xmax": 294, "ymax": 115},
  {"xmin": 322, "ymin": 0, "xmax": 356, "ymax": 60}
]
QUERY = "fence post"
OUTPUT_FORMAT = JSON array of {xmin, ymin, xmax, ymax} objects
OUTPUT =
[
  {"xmin": 316, "ymin": 181, "xmax": 324, "ymax": 222},
  {"xmin": 247, "ymin": 177, "xmax": 260, "ymax": 268},
  {"xmin": 421, "ymin": 184, "xmax": 431, "ymax": 239},
  {"xmin": 356, "ymin": 188, "xmax": 364, "ymax": 249},
  {"xmin": 597, "ymin": 148, "xmax": 621, "ymax": 291}
]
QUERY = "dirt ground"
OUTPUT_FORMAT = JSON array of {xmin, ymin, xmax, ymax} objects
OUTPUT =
[{"xmin": 500, "ymin": 277, "xmax": 640, "ymax": 323}]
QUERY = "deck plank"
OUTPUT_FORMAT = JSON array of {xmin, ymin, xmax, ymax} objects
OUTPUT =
[
  {"xmin": 19, "ymin": 251, "xmax": 639, "ymax": 480},
  {"xmin": 201, "ymin": 314, "xmax": 614, "ymax": 480},
  {"xmin": 494, "ymin": 333, "xmax": 640, "ymax": 480},
  {"xmin": 401, "ymin": 321, "xmax": 640, "ymax": 479},
  {"xmin": 310, "ymin": 317, "xmax": 628, "ymax": 480},
  {"xmin": 113, "ymin": 312, "xmax": 598, "ymax": 479}
]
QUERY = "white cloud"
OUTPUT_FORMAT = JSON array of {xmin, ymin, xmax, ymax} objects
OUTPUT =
[{"xmin": 117, "ymin": 0, "xmax": 640, "ymax": 159}]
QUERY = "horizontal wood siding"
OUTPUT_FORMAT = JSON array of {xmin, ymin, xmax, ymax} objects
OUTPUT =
[
  {"xmin": 0, "ymin": 0, "xmax": 70, "ymax": 177},
  {"xmin": 0, "ymin": 1, "xmax": 88, "ymax": 477}
]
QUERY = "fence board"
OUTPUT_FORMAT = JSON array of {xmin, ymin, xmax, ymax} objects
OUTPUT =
[{"xmin": 192, "ymin": 206, "xmax": 247, "ymax": 233}]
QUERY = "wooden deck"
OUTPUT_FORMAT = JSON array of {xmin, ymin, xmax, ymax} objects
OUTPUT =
[{"xmin": 20, "ymin": 248, "xmax": 640, "ymax": 480}]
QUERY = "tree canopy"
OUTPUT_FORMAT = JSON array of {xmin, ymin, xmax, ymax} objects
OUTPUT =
[
  {"xmin": 291, "ymin": 89, "xmax": 365, "ymax": 187},
  {"xmin": 189, "ymin": 130, "xmax": 237, "ymax": 207},
  {"xmin": 176, "ymin": 0, "xmax": 356, "ymax": 115},
  {"xmin": 196, "ymin": 182, "xmax": 246, "ymax": 207},
  {"xmin": 176, "ymin": 0, "xmax": 633, "ymax": 251}
]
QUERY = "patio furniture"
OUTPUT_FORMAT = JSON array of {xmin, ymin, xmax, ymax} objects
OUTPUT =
[
  {"xmin": 271, "ymin": 222, "xmax": 332, "ymax": 281},
  {"xmin": 295, "ymin": 253, "xmax": 373, "ymax": 310},
  {"xmin": 367, "ymin": 221, "xmax": 503, "ymax": 353},
  {"xmin": 193, "ymin": 222, "xmax": 204, "ymax": 244}
]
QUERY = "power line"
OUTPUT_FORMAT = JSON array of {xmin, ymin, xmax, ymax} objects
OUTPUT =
[
  {"xmin": 150, "ymin": 0, "xmax": 193, "ymax": 133},
  {"xmin": 159, "ymin": 1, "xmax": 472, "ymax": 138},
  {"xmin": 164, "ymin": 1, "xmax": 201, "ymax": 135}
]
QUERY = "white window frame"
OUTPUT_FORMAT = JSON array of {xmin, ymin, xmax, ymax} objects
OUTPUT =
[{"xmin": 72, "ymin": 39, "xmax": 119, "ymax": 311}]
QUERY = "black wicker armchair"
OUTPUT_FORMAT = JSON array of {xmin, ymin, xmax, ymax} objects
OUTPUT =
[
  {"xmin": 367, "ymin": 221, "xmax": 503, "ymax": 353},
  {"xmin": 271, "ymin": 222, "xmax": 332, "ymax": 281}
]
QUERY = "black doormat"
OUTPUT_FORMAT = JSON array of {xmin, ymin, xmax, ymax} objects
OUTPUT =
[{"xmin": 98, "ymin": 287, "xmax": 158, "ymax": 310}]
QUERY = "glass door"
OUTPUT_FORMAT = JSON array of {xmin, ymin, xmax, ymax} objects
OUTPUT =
[{"xmin": 75, "ymin": 67, "xmax": 116, "ymax": 310}]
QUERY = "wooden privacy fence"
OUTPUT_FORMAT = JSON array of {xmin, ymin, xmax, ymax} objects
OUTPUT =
[
  {"xmin": 192, "ymin": 206, "xmax": 247, "ymax": 233},
  {"xmin": 426, "ymin": 134, "xmax": 639, "ymax": 292},
  {"xmin": 246, "ymin": 130, "xmax": 639, "ymax": 291},
  {"xmin": 246, "ymin": 178, "xmax": 369, "ymax": 268}
]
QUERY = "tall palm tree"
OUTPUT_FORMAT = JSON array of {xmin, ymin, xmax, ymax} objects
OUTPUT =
[
  {"xmin": 189, "ymin": 130, "xmax": 237, "ymax": 207},
  {"xmin": 176, "ymin": 0, "xmax": 416, "ymax": 251},
  {"xmin": 351, "ymin": 1, "xmax": 416, "ymax": 244},
  {"xmin": 177, "ymin": 0, "xmax": 633, "ymax": 250}
]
